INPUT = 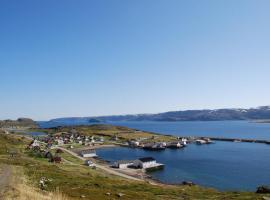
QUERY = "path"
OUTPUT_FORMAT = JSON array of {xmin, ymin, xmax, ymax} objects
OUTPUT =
[
  {"xmin": 0, "ymin": 165, "xmax": 11, "ymax": 197},
  {"xmin": 53, "ymin": 146, "xmax": 142, "ymax": 182}
]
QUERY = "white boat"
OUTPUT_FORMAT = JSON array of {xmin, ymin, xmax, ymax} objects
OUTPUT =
[{"xmin": 196, "ymin": 140, "xmax": 207, "ymax": 145}]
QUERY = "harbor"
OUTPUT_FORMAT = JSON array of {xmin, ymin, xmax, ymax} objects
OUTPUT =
[{"xmin": 96, "ymin": 141, "xmax": 270, "ymax": 191}]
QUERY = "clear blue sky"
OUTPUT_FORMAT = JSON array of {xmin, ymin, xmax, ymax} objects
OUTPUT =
[{"xmin": 0, "ymin": 0, "xmax": 269, "ymax": 120}]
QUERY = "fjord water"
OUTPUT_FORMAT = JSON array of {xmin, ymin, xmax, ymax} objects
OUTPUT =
[
  {"xmin": 111, "ymin": 121, "xmax": 270, "ymax": 140},
  {"xmin": 99, "ymin": 121, "xmax": 270, "ymax": 191},
  {"xmin": 97, "ymin": 142, "xmax": 270, "ymax": 191}
]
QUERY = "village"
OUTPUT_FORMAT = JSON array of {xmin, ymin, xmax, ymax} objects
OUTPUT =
[{"xmin": 24, "ymin": 126, "xmax": 214, "ymax": 180}]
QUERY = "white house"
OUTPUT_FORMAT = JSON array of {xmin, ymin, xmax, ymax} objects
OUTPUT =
[
  {"xmin": 133, "ymin": 157, "xmax": 157, "ymax": 169},
  {"xmin": 129, "ymin": 141, "xmax": 140, "ymax": 147},
  {"xmin": 181, "ymin": 138, "xmax": 188, "ymax": 146},
  {"xmin": 91, "ymin": 136, "xmax": 95, "ymax": 143},
  {"xmin": 57, "ymin": 139, "xmax": 64, "ymax": 145},
  {"xmin": 113, "ymin": 160, "xmax": 134, "ymax": 169},
  {"xmin": 99, "ymin": 137, "xmax": 104, "ymax": 142},
  {"xmin": 31, "ymin": 139, "xmax": 40, "ymax": 147},
  {"xmin": 161, "ymin": 142, "xmax": 167, "ymax": 147},
  {"xmin": 80, "ymin": 149, "xmax": 97, "ymax": 158}
]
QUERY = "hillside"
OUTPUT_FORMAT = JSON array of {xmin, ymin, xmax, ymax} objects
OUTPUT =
[
  {"xmin": 0, "ymin": 118, "xmax": 38, "ymax": 128},
  {"xmin": 47, "ymin": 106, "xmax": 270, "ymax": 124}
]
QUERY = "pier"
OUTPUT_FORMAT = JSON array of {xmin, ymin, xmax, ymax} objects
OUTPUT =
[{"xmin": 196, "ymin": 137, "xmax": 270, "ymax": 145}]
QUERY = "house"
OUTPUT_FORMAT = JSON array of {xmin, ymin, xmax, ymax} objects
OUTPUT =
[
  {"xmin": 181, "ymin": 138, "xmax": 188, "ymax": 146},
  {"xmin": 80, "ymin": 149, "xmax": 97, "ymax": 158},
  {"xmin": 57, "ymin": 139, "xmax": 64, "ymax": 145},
  {"xmin": 111, "ymin": 135, "xmax": 119, "ymax": 141},
  {"xmin": 133, "ymin": 157, "xmax": 157, "ymax": 169},
  {"xmin": 113, "ymin": 160, "xmax": 134, "ymax": 169},
  {"xmin": 91, "ymin": 136, "xmax": 95, "ymax": 143},
  {"xmin": 129, "ymin": 141, "xmax": 140, "ymax": 147},
  {"xmin": 99, "ymin": 137, "xmax": 104, "ymax": 142},
  {"xmin": 31, "ymin": 139, "xmax": 40, "ymax": 148}
]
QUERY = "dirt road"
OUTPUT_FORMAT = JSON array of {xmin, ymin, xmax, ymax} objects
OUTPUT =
[
  {"xmin": 0, "ymin": 165, "xmax": 11, "ymax": 198},
  {"xmin": 53, "ymin": 146, "xmax": 143, "ymax": 182}
]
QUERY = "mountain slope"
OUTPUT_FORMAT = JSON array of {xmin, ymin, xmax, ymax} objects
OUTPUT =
[{"xmin": 47, "ymin": 106, "xmax": 270, "ymax": 124}]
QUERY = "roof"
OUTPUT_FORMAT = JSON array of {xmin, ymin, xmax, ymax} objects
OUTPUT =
[
  {"xmin": 116, "ymin": 160, "xmax": 134, "ymax": 164},
  {"xmin": 139, "ymin": 157, "xmax": 156, "ymax": 163},
  {"xmin": 81, "ymin": 149, "xmax": 96, "ymax": 154}
]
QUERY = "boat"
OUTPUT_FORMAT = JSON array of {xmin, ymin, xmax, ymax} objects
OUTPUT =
[
  {"xmin": 196, "ymin": 139, "xmax": 207, "ymax": 145},
  {"xmin": 167, "ymin": 141, "xmax": 184, "ymax": 149},
  {"xmin": 143, "ymin": 143, "xmax": 166, "ymax": 151}
]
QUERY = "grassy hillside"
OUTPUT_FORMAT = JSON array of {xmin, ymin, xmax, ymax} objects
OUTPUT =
[{"xmin": 41, "ymin": 124, "xmax": 175, "ymax": 142}]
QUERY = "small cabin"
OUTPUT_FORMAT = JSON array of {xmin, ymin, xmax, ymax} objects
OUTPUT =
[
  {"xmin": 133, "ymin": 157, "xmax": 157, "ymax": 169},
  {"xmin": 181, "ymin": 138, "xmax": 188, "ymax": 145},
  {"xmin": 80, "ymin": 149, "xmax": 97, "ymax": 158},
  {"xmin": 129, "ymin": 141, "xmax": 140, "ymax": 147},
  {"xmin": 113, "ymin": 160, "xmax": 134, "ymax": 169}
]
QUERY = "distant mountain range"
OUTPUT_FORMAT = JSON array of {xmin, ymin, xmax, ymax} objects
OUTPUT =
[{"xmin": 47, "ymin": 106, "xmax": 270, "ymax": 124}]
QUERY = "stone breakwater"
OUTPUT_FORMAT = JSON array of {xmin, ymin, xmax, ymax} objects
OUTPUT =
[{"xmin": 203, "ymin": 137, "xmax": 270, "ymax": 145}]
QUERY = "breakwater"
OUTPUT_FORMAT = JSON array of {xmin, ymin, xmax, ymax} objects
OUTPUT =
[{"xmin": 198, "ymin": 137, "xmax": 270, "ymax": 145}]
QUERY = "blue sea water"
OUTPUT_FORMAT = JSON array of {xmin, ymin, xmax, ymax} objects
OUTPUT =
[
  {"xmin": 97, "ymin": 143, "xmax": 270, "ymax": 191},
  {"xmin": 110, "ymin": 121, "xmax": 270, "ymax": 140}
]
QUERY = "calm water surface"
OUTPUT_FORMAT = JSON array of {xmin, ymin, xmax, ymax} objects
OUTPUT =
[
  {"xmin": 97, "ymin": 142, "xmax": 270, "ymax": 191},
  {"xmin": 111, "ymin": 121, "xmax": 270, "ymax": 140}
]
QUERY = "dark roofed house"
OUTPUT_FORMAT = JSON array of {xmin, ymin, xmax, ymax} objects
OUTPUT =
[
  {"xmin": 134, "ymin": 157, "xmax": 157, "ymax": 169},
  {"xmin": 113, "ymin": 160, "xmax": 134, "ymax": 169},
  {"xmin": 139, "ymin": 157, "xmax": 156, "ymax": 163}
]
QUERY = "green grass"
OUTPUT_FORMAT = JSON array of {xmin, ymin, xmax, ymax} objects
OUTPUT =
[{"xmin": 42, "ymin": 124, "xmax": 176, "ymax": 142}]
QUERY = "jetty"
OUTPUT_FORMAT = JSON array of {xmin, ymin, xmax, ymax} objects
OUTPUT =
[{"xmin": 196, "ymin": 137, "xmax": 270, "ymax": 145}]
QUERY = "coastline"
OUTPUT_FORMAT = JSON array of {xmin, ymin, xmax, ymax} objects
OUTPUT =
[{"xmin": 13, "ymin": 124, "xmax": 270, "ymax": 192}]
